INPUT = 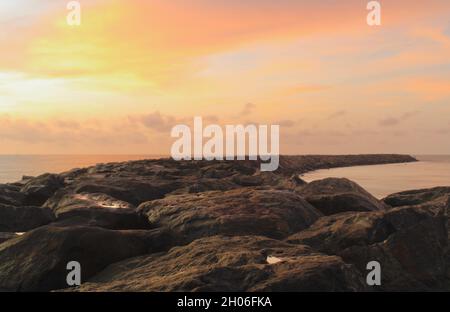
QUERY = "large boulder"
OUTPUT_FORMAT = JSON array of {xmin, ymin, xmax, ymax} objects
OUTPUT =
[
  {"xmin": 0, "ymin": 203, "xmax": 54, "ymax": 232},
  {"xmin": 44, "ymin": 193, "xmax": 149, "ymax": 230},
  {"xmin": 286, "ymin": 206, "xmax": 448, "ymax": 291},
  {"xmin": 20, "ymin": 174, "xmax": 65, "ymax": 206},
  {"xmin": 296, "ymin": 178, "xmax": 386, "ymax": 215},
  {"xmin": 0, "ymin": 184, "xmax": 25, "ymax": 206},
  {"xmin": 383, "ymin": 187, "xmax": 450, "ymax": 213},
  {"xmin": 0, "ymin": 226, "xmax": 174, "ymax": 292},
  {"xmin": 69, "ymin": 235, "xmax": 367, "ymax": 292},
  {"xmin": 138, "ymin": 188, "xmax": 322, "ymax": 244}
]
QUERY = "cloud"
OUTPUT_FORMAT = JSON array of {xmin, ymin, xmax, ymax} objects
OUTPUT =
[
  {"xmin": 379, "ymin": 111, "xmax": 420, "ymax": 127},
  {"xmin": 0, "ymin": 115, "xmax": 150, "ymax": 153},
  {"xmin": 240, "ymin": 103, "xmax": 255, "ymax": 116},
  {"xmin": 276, "ymin": 120, "xmax": 296, "ymax": 127},
  {"xmin": 379, "ymin": 118, "xmax": 400, "ymax": 127},
  {"xmin": 401, "ymin": 111, "xmax": 420, "ymax": 120},
  {"xmin": 328, "ymin": 110, "xmax": 347, "ymax": 119},
  {"xmin": 134, "ymin": 111, "xmax": 177, "ymax": 133},
  {"xmin": 204, "ymin": 115, "xmax": 220, "ymax": 123},
  {"xmin": 281, "ymin": 84, "xmax": 331, "ymax": 96}
]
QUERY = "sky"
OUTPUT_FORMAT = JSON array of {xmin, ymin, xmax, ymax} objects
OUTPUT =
[{"xmin": 0, "ymin": 0, "xmax": 450, "ymax": 155}]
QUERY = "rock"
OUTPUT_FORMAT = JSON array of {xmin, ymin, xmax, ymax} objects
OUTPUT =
[
  {"xmin": 286, "ymin": 206, "xmax": 448, "ymax": 291},
  {"xmin": 383, "ymin": 187, "xmax": 450, "ymax": 213},
  {"xmin": 296, "ymin": 178, "xmax": 386, "ymax": 215},
  {"xmin": 278, "ymin": 154, "xmax": 417, "ymax": 175},
  {"xmin": 20, "ymin": 174, "xmax": 65, "ymax": 206},
  {"xmin": 0, "ymin": 226, "xmax": 174, "ymax": 291},
  {"xmin": 138, "ymin": 188, "xmax": 322, "ymax": 244},
  {"xmin": 0, "ymin": 233, "xmax": 19, "ymax": 244},
  {"xmin": 69, "ymin": 235, "xmax": 367, "ymax": 292},
  {"xmin": 0, "ymin": 204, "xmax": 55, "ymax": 232},
  {"xmin": 290, "ymin": 174, "xmax": 307, "ymax": 186},
  {"xmin": 0, "ymin": 184, "xmax": 25, "ymax": 206},
  {"xmin": 43, "ymin": 192, "xmax": 149, "ymax": 230}
]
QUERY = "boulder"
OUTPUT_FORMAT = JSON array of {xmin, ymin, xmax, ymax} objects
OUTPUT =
[
  {"xmin": 296, "ymin": 178, "xmax": 386, "ymax": 215},
  {"xmin": 69, "ymin": 235, "xmax": 367, "ymax": 292},
  {"xmin": 43, "ymin": 193, "xmax": 149, "ymax": 230},
  {"xmin": 383, "ymin": 187, "xmax": 450, "ymax": 213},
  {"xmin": 0, "ymin": 184, "xmax": 25, "ymax": 206},
  {"xmin": 20, "ymin": 174, "xmax": 65, "ymax": 206},
  {"xmin": 286, "ymin": 206, "xmax": 448, "ymax": 291},
  {"xmin": 0, "ymin": 203, "xmax": 55, "ymax": 232},
  {"xmin": 138, "ymin": 188, "xmax": 322, "ymax": 244},
  {"xmin": 0, "ymin": 226, "xmax": 174, "ymax": 291}
]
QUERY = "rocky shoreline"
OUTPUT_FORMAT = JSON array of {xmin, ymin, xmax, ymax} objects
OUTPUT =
[{"xmin": 1, "ymin": 154, "xmax": 449, "ymax": 292}]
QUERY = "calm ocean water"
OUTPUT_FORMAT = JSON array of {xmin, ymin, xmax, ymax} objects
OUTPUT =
[
  {"xmin": 302, "ymin": 155, "xmax": 450, "ymax": 199},
  {"xmin": 0, "ymin": 155, "xmax": 163, "ymax": 184}
]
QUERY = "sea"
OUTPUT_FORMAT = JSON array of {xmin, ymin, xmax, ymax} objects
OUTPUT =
[
  {"xmin": 1, "ymin": 155, "xmax": 449, "ymax": 199},
  {"xmin": 302, "ymin": 155, "xmax": 450, "ymax": 199}
]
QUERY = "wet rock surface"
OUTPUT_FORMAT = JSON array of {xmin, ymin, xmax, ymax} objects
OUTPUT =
[{"xmin": 1, "ymin": 154, "xmax": 448, "ymax": 292}]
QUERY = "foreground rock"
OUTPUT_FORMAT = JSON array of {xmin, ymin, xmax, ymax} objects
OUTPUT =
[
  {"xmin": 44, "ymin": 193, "xmax": 150, "ymax": 230},
  {"xmin": 138, "ymin": 188, "xmax": 322, "ymax": 243},
  {"xmin": 69, "ymin": 235, "xmax": 367, "ymax": 292},
  {"xmin": 0, "ymin": 204, "xmax": 54, "ymax": 232},
  {"xmin": 383, "ymin": 187, "xmax": 450, "ymax": 213},
  {"xmin": 0, "ymin": 226, "xmax": 174, "ymax": 291},
  {"xmin": 296, "ymin": 178, "xmax": 386, "ymax": 215},
  {"xmin": 287, "ymin": 206, "xmax": 448, "ymax": 291}
]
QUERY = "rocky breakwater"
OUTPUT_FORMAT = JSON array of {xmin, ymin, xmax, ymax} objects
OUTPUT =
[{"xmin": 2, "ymin": 154, "xmax": 448, "ymax": 292}]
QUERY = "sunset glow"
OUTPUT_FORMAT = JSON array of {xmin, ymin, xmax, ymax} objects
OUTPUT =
[{"xmin": 1, "ymin": 0, "xmax": 450, "ymax": 154}]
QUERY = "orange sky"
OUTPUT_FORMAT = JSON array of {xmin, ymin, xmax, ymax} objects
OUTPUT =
[{"xmin": 1, "ymin": 0, "xmax": 450, "ymax": 154}]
